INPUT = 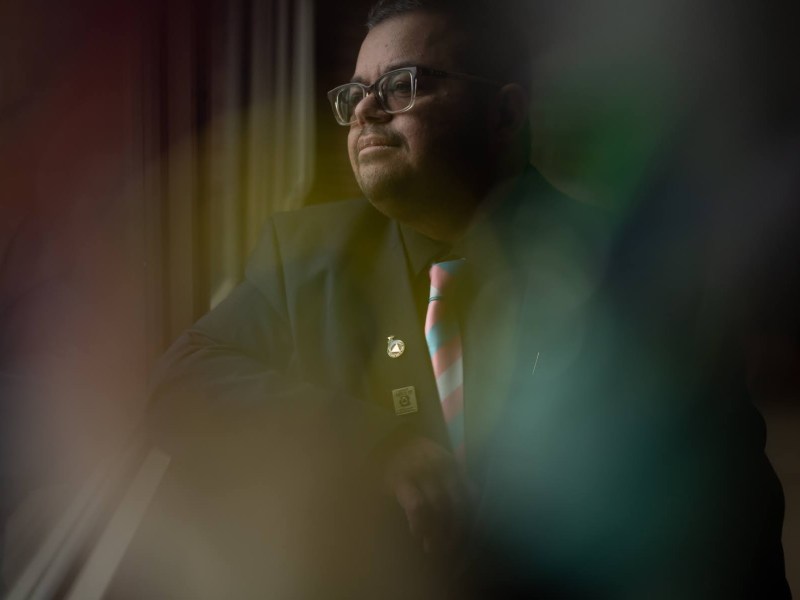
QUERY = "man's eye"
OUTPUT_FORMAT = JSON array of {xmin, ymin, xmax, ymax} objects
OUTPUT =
[{"xmin": 388, "ymin": 81, "xmax": 412, "ymax": 95}]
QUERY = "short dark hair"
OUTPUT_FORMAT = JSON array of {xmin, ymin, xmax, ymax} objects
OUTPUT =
[
  {"xmin": 366, "ymin": 0, "xmax": 428, "ymax": 28},
  {"xmin": 365, "ymin": 0, "xmax": 537, "ymax": 87}
]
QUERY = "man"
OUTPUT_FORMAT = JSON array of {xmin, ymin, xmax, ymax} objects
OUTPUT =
[{"xmin": 151, "ymin": 0, "xmax": 789, "ymax": 597}]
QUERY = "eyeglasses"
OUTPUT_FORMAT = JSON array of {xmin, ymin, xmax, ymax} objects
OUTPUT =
[{"xmin": 327, "ymin": 65, "xmax": 499, "ymax": 126}]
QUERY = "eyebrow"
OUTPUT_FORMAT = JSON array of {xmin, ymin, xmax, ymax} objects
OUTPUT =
[{"xmin": 349, "ymin": 63, "xmax": 419, "ymax": 84}]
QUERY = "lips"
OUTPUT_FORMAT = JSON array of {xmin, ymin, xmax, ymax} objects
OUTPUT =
[{"xmin": 357, "ymin": 135, "xmax": 398, "ymax": 153}]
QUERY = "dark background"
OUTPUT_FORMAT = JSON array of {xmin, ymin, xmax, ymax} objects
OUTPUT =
[{"xmin": 1, "ymin": 0, "xmax": 798, "ymax": 594}]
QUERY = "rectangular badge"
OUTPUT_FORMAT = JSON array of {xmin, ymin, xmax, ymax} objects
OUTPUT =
[{"xmin": 392, "ymin": 386, "xmax": 418, "ymax": 416}]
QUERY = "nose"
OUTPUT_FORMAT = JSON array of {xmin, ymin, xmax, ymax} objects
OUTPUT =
[{"xmin": 352, "ymin": 89, "xmax": 390, "ymax": 126}]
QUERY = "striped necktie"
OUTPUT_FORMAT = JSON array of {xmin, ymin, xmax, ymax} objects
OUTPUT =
[{"xmin": 425, "ymin": 259, "xmax": 466, "ymax": 464}]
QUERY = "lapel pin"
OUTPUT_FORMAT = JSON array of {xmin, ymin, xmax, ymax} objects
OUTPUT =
[
  {"xmin": 387, "ymin": 335, "xmax": 405, "ymax": 358},
  {"xmin": 392, "ymin": 386, "xmax": 418, "ymax": 415}
]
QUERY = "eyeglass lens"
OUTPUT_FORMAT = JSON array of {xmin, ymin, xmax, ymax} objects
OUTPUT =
[{"xmin": 334, "ymin": 69, "xmax": 414, "ymax": 124}]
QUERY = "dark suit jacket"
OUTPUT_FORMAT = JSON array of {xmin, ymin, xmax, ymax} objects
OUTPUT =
[{"xmin": 150, "ymin": 169, "xmax": 789, "ymax": 598}]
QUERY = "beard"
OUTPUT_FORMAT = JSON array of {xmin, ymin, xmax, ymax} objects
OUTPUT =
[
  {"xmin": 355, "ymin": 160, "xmax": 420, "ymax": 220},
  {"xmin": 356, "ymin": 158, "xmax": 495, "ymax": 245},
  {"xmin": 350, "ymin": 113, "xmax": 494, "ymax": 234}
]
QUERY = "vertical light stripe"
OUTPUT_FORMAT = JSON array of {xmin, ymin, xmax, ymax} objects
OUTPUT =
[{"xmin": 65, "ymin": 449, "xmax": 171, "ymax": 600}]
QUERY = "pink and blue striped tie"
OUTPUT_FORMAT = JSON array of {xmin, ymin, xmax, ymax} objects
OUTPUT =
[{"xmin": 425, "ymin": 259, "xmax": 466, "ymax": 464}]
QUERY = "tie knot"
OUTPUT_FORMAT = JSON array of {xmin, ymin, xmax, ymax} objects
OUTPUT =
[{"xmin": 429, "ymin": 259, "xmax": 464, "ymax": 301}]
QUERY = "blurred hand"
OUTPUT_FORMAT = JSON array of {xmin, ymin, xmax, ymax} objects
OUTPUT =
[{"xmin": 380, "ymin": 435, "xmax": 475, "ymax": 555}]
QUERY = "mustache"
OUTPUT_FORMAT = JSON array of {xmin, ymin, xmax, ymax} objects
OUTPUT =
[{"xmin": 357, "ymin": 127, "xmax": 403, "ymax": 147}]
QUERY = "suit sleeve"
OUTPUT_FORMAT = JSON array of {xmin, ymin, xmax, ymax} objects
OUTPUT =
[{"xmin": 148, "ymin": 217, "xmax": 403, "ymax": 483}]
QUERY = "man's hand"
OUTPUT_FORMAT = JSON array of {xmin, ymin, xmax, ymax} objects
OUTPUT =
[{"xmin": 380, "ymin": 435, "xmax": 475, "ymax": 555}]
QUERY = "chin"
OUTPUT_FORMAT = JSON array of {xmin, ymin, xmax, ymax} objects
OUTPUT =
[
  {"xmin": 357, "ymin": 168, "xmax": 400, "ymax": 201},
  {"xmin": 364, "ymin": 189, "xmax": 409, "ymax": 220},
  {"xmin": 359, "ymin": 174, "xmax": 419, "ymax": 222}
]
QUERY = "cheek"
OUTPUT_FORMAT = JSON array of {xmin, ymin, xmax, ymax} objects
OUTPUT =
[
  {"xmin": 346, "ymin": 130, "xmax": 359, "ymax": 168},
  {"xmin": 403, "ymin": 102, "xmax": 477, "ymax": 158},
  {"xmin": 406, "ymin": 120, "xmax": 462, "ymax": 163}
]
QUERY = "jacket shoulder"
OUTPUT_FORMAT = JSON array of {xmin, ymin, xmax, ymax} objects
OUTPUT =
[
  {"xmin": 245, "ymin": 198, "xmax": 392, "ymax": 292},
  {"xmin": 271, "ymin": 197, "xmax": 381, "ymax": 235}
]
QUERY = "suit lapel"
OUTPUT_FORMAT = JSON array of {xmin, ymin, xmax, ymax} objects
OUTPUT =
[
  {"xmin": 459, "ymin": 175, "xmax": 601, "ymax": 477},
  {"xmin": 348, "ymin": 220, "xmax": 447, "ymax": 445},
  {"xmin": 461, "ymin": 262, "xmax": 525, "ymax": 475}
]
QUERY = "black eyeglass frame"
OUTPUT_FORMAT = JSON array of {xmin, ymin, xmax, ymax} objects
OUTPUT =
[{"xmin": 327, "ymin": 65, "xmax": 500, "ymax": 126}]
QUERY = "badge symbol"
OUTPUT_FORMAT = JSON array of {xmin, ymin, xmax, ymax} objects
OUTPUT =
[
  {"xmin": 392, "ymin": 386, "xmax": 418, "ymax": 415},
  {"xmin": 387, "ymin": 336, "xmax": 405, "ymax": 358}
]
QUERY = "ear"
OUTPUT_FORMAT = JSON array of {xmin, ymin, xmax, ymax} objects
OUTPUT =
[{"xmin": 488, "ymin": 83, "xmax": 529, "ymax": 141}]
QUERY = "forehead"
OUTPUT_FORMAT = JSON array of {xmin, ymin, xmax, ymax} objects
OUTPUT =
[{"xmin": 353, "ymin": 11, "xmax": 466, "ymax": 81}]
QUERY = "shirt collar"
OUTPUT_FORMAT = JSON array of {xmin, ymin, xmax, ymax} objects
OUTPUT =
[
  {"xmin": 396, "ymin": 167, "xmax": 545, "ymax": 275},
  {"xmin": 398, "ymin": 221, "xmax": 450, "ymax": 277}
]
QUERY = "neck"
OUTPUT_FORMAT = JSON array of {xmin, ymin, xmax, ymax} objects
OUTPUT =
[
  {"xmin": 409, "ymin": 174, "xmax": 525, "ymax": 242},
  {"xmin": 407, "ymin": 211, "xmax": 473, "ymax": 243}
]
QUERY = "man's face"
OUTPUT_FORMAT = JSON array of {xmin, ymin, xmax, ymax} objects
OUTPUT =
[{"xmin": 347, "ymin": 11, "xmax": 492, "ymax": 231}]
